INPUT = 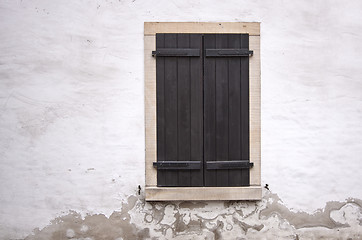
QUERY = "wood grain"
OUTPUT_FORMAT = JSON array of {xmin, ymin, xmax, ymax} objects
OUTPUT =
[
  {"xmin": 144, "ymin": 22, "xmax": 260, "ymax": 36},
  {"xmin": 146, "ymin": 186, "xmax": 262, "ymax": 201},
  {"xmin": 145, "ymin": 23, "xmax": 261, "ymax": 198},
  {"xmin": 145, "ymin": 35, "xmax": 157, "ymax": 187},
  {"xmin": 249, "ymin": 35, "xmax": 261, "ymax": 186}
]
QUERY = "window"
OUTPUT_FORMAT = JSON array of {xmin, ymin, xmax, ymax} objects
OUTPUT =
[{"xmin": 145, "ymin": 22, "xmax": 261, "ymax": 201}]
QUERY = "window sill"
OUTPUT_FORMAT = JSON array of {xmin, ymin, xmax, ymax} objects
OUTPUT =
[{"xmin": 145, "ymin": 186, "xmax": 262, "ymax": 201}]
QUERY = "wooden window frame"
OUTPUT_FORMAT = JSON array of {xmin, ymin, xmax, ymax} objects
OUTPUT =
[{"xmin": 144, "ymin": 22, "xmax": 261, "ymax": 201}]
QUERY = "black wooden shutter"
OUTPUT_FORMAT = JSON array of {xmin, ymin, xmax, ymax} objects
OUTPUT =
[
  {"xmin": 204, "ymin": 34, "xmax": 250, "ymax": 187},
  {"xmin": 154, "ymin": 33, "xmax": 251, "ymax": 187},
  {"xmin": 155, "ymin": 34, "xmax": 203, "ymax": 187}
]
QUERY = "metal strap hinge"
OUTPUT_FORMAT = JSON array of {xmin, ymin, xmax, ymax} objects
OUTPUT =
[
  {"xmin": 153, "ymin": 161, "xmax": 253, "ymax": 170},
  {"xmin": 152, "ymin": 48, "xmax": 200, "ymax": 57},
  {"xmin": 206, "ymin": 160, "xmax": 253, "ymax": 169},
  {"xmin": 153, "ymin": 161, "xmax": 201, "ymax": 170},
  {"xmin": 205, "ymin": 49, "xmax": 253, "ymax": 57}
]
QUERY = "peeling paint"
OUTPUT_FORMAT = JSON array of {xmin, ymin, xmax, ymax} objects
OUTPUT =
[
  {"xmin": 26, "ymin": 196, "xmax": 149, "ymax": 240},
  {"xmin": 25, "ymin": 191, "xmax": 362, "ymax": 239},
  {"xmin": 260, "ymin": 193, "xmax": 362, "ymax": 229},
  {"xmin": 1, "ymin": 0, "xmax": 362, "ymax": 239}
]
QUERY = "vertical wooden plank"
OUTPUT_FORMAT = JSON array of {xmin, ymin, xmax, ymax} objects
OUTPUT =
[
  {"xmin": 177, "ymin": 34, "xmax": 191, "ymax": 186},
  {"xmin": 164, "ymin": 34, "xmax": 178, "ymax": 186},
  {"xmin": 156, "ymin": 34, "xmax": 203, "ymax": 187},
  {"xmin": 240, "ymin": 34, "xmax": 250, "ymax": 186},
  {"xmin": 204, "ymin": 34, "xmax": 217, "ymax": 186},
  {"xmin": 190, "ymin": 34, "xmax": 203, "ymax": 186},
  {"xmin": 204, "ymin": 34, "xmax": 251, "ymax": 187},
  {"xmin": 249, "ymin": 35, "xmax": 261, "ymax": 186},
  {"xmin": 156, "ymin": 34, "xmax": 166, "ymax": 186},
  {"xmin": 144, "ymin": 34, "xmax": 157, "ymax": 187},
  {"xmin": 227, "ymin": 34, "xmax": 243, "ymax": 186},
  {"xmin": 215, "ymin": 34, "xmax": 229, "ymax": 186}
]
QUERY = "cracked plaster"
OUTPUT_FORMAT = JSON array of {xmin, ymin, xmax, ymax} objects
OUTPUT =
[{"xmin": 25, "ymin": 191, "xmax": 362, "ymax": 239}]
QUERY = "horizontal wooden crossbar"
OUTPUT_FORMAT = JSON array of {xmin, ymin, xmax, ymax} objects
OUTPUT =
[
  {"xmin": 153, "ymin": 161, "xmax": 201, "ymax": 170},
  {"xmin": 206, "ymin": 49, "xmax": 253, "ymax": 57},
  {"xmin": 206, "ymin": 161, "xmax": 253, "ymax": 169},
  {"xmin": 152, "ymin": 48, "xmax": 200, "ymax": 57},
  {"xmin": 153, "ymin": 161, "xmax": 253, "ymax": 170}
]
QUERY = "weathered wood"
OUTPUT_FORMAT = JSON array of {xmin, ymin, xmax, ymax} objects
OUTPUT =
[
  {"xmin": 145, "ymin": 186, "xmax": 262, "ymax": 201},
  {"xmin": 156, "ymin": 34, "xmax": 166, "ymax": 186},
  {"xmin": 204, "ymin": 34, "xmax": 250, "ymax": 187},
  {"xmin": 190, "ymin": 34, "xmax": 204, "ymax": 187},
  {"xmin": 240, "ymin": 34, "xmax": 250, "ymax": 186},
  {"xmin": 156, "ymin": 34, "xmax": 203, "ymax": 187},
  {"xmin": 214, "ymin": 34, "xmax": 229, "ymax": 186},
  {"xmin": 153, "ymin": 161, "xmax": 201, "ymax": 170},
  {"xmin": 144, "ymin": 22, "xmax": 260, "ymax": 36},
  {"xmin": 152, "ymin": 48, "xmax": 200, "ymax": 57},
  {"xmin": 228, "ymin": 34, "xmax": 243, "ymax": 186},
  {"xmin": 177, "ymin": 34, "xmax": 191, "ymax": 186},
  {"xmin": 144, "ymin": 35, "xmax": 157, "ymax": 187},
  {"xmin": 204, "ymin": 34, "xmax": 217, "ymax": 186},
  {"xmin": 206, "ymin": 160, "xmax": 252, "ymax": 169},
  {"xmin": 249, "ymin": 35, "xmax": 261, "ymax": 186},
  {"xmin": 205, "ymin": 49, "xmax": 252, "ymax": 57},
  {"xmin": 163, "ymin": 34, "xmax": 178, "ymax": 186},
  {"xmin": 145, "ymin": 23, "xmax": 261, "ymax": 199}
]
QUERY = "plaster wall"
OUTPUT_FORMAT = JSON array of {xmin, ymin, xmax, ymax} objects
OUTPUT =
[{"xmin": 0, "ymin": 0, "xmax": 361, "ymax": 239}]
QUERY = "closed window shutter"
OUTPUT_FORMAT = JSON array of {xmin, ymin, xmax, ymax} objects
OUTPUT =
[
  {"xmin": 154, "ymin": 33, "xmax": 251, "ymax": 187},
  {"xmin": 155, "ymin": 34, "xmax": 203, "ymax": 187},
  {"xmin": 204, "ymin": 34, "xmax": 250, "ymax": 187}
]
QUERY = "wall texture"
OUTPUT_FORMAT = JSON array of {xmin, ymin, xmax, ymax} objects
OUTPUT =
[{"xmin": 0, "ymin": 0, "xmax": 361, "ymax": 239}]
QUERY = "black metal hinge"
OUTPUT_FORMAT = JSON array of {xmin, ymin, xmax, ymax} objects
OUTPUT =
[
  {"xmin": 152, "ymin": 48, "xmax": 200, "ymax": 57},
  {"xmin": 205, "ymin": 49, "xmax": 253, "ymax": 57},
  {"xmin": 206, "ymin": 161, "xmax": 253, "ymax": 169},
  {"xmin": 153, "ymin": 161, "xmax": 201, "ymax": 170}
]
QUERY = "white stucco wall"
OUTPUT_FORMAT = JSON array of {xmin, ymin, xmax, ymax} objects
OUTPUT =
[{"xmin": 0, "ymin": 0, "xmax": 361, "ymax": 239}]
